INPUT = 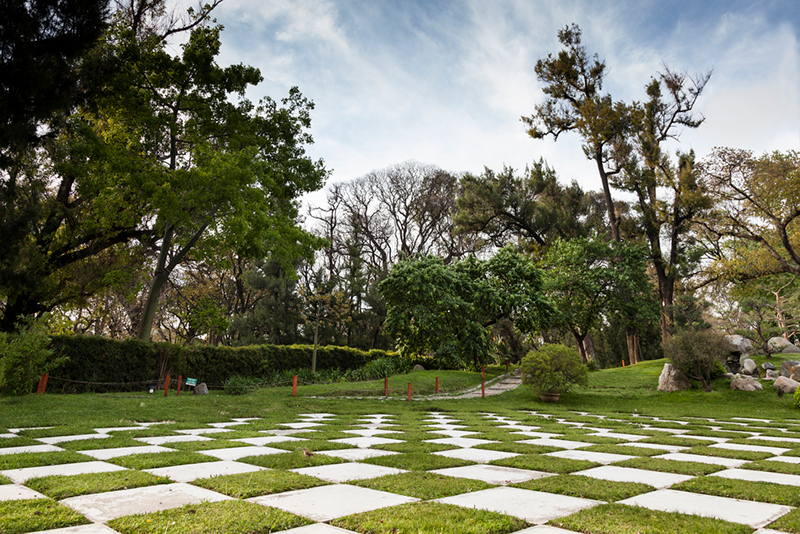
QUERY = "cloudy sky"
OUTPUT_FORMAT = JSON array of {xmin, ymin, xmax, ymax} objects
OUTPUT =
[{"xmin": 207, "ymin": 0, "xmax": 799, "ymax": 203}]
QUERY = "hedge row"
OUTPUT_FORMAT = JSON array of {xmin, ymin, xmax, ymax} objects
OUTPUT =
[{"xmin": 47, "ymin": 335, "xmax": 399, "ymax": 393}]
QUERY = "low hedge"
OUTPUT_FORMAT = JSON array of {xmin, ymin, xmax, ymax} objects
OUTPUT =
[{"xmin": 46, "ymin": 336, "xmax": 399, "ymax": 393}]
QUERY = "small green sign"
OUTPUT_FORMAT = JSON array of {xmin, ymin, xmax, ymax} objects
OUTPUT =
[{"xmin": 186, "ymin": 378, "xmax": 197, "ymax": 387}]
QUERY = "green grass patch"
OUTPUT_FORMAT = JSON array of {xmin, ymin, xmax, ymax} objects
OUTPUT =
[
  {"xmin": 58, "ymin": 436, "xmax": 143, "ymax": 451},
  {"xmin": 742, "ymin": 459, "xmax": 800, "ymax": 475},
  {"xmin": 615, "ymin": 457, "xmax": 725, "ymax": 476},
  {"xmin": 192, "ymin": 469, "xmax": 327, "ymax": 498},
  {"xmin": 583, "ymin": 444, "xmax": 662, "ymax": 457},
  {"xmin": 474, "ymin": 441, "xmax": 559, "ymax": 454},
  {"xmin": 639, "ymin": 436, "xmax": 716, "ymax": 447},
  {"xmin": 768, "ymin": 507, "xmax": 800, "ymax": 533},
  {"xmin": 728, "ymin": 438, "xmax": 800, "ymax": 449},
  {"xmin": 0, "ymin": 436, "xmax": 37, "ymax": 448},
  {"xmin": 513, "ymin": 473, "xmax": 653, "ymax": 501},
  {"xmin": 332, "ymin": 501, "xmax": 528, "ymax": 533},
  {"xmin": 552, "ymin": 503, "xmax": 751, "ymax": 534},
  {"xmin": 26, "ymin": 470, "xmax": 169, "ymax": 499},
  {"xmin": 373, "ymin": 441, "xmax": 455, "ymax": 453},
  {"xmin": 17, "ymin": 426, "xmax": 95, "ymax": 438},
  {"xmin": 0, "ymin": 474, "xmax": 11, "ymax": 484},
  {"xmin": 0, "ymin": 498, "xmax": 89, "ymax": 534},
  {"xmin": 237, "ymin": 451, "xmax": 343, "ymax": 470},
  {"xmin": 491, "ymin": 454, "xmax": 599, "ymax": 474},
  {"xmin": 688, "ymin": 446, "xmax": 773, "ymax": 461},
  {"xmin": 107, "ymin": 451, "xmax": 213, "ymax": 469},
  {"xmin": 362, "ymin": 452, "xmax": 473, "ymax": 471},
  {"xmin": 107, "ymin": 500, "xmax": 311, "ymax": 534},
  {"xmin": 0, "ymin": 451, "xmax": 88, "ymax": 470},
  {"xmin": 352, "ymin": 471, "xmax": 491, "ymax": 500},
  {"xmin": 167, "ymin": 439, "xmax": 251, "ymax": 452},
  {"xmin": 672, "ymin": 475, "xmax": 800, "ymax": 506}
]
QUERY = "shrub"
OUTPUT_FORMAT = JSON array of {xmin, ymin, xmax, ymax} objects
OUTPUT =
[
  {"xmin": 223, "ymin": 375, "xmax": 260, "ymax": 395},
  {"xmin": 664, "ymin": 329, "xmax": 730, "ymax": 392},
  {"xmin": 0, "ymin": 317, "xmax": 60, "ymax": 396},
  {"xmin": 520, "ymin": 344, "xmax": 588, "ymax": 396}
]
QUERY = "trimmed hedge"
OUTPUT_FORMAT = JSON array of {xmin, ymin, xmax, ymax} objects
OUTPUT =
[{"xmin": 46, "ymin": 335, "xmax": 399, "ymax": 393}]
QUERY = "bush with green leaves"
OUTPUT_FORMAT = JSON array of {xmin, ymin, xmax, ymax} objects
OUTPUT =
[
  {"xmin": 0, "ymin": 317, "xmax": 61, "ymax": 396},
  {"xmin": 664, "ymin": 329, "xmax": 729, "ymax": 392},
  {"xmin": 222, "ymin": 375, "xmax": 261, "ymax": 395},
  {"xmin": 520, "ymin": 344, "xmax": 588, "ymax": 396}
]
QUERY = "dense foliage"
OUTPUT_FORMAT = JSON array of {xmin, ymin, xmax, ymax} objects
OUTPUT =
[
  {"xmin": 663, "ymin": 329, "xmax": 729, "ymax": 392},
  {"xmin": 520, "ymin": 344, "xmax": 588, "ymax": 396}
]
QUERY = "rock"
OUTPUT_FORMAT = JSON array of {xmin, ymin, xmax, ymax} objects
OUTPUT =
[
  {"xmin": 780, "ymin": 360, "xmax": 800, "ymax": 380},
  {"xmin": 773, "ymin": 376, "xmax": 799, "ymax": 397},
  {"xmin": 726, "ymin": 335, "xmax": 754, "ymax": 355},
  {"xmin": 657, "ymin": 363, "xmax": 691, "ymax": 392},
  {"xmin": 762, "ymin": 362, "xmax": 776, "ymax": 370},
  {"xmin": 741, "ymin": 358, "xmax": 758, "ymax": 376},
  {"xmin": 766, "ymin": 369, "xmax": 781, "ymax": 380},
  {"xmin": 730, "ymin": 377, "xmax": 763, "ymax": 391},
  {"xmin": 412, "ymin": 364, "xmax": 425, "ymax": 372},
  {"xmin": 769, "ymin": 337, "xmax": 800, "ymax": 354},
  {"xmin": 193, "ymin": 382, "xmax": 209, "ymax": 395}
]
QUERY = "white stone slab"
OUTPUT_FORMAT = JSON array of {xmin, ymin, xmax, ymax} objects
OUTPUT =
[
  {"xmin": 545, "ymin": 450, "xmax": 635, "ymax": 465},
  {"xmin": 134, "ymin": 435, "xmax": 213, "ymax": 445},
  {"xmin": 37, "ymin": 434, "xmax": 110, "ymax": 444},
  {"xmin": 249, "ymin": 484, "xmax": 417, "ymax": 522},
  {"xmin": 265, "ymin": 429, "xmax": 317, "ymax": 436},
  {"xmin": 766, "ymin": 455, "xmax": 800, "ymax": 464},
  {"xmin": 427, "ymin": 430, "xmax": 478, "ymax": 438},
  {"xmin": 316, "ymin": 448, "xmax": 399, "ymax": 461},
  {"xmin": 574, "ymin": 465, "xmax": 692, "ymax": 489},
  {"xmin": 424, "ymin": 423, "xmax": 466, "ymax": 430},
  {"xmin": 8, "ymin": 427, "xmax": 52, "ymax": 433},
  {"xmin": 711, "ymin": 468, "xmax": 800, "ymax": 486},
  {"xmin": 292, "ymin": 462, "xmax": 404, "ymax": 483},
  {"xmin": 275, "ymin": 524, "xmax": 361, "ymax": 534},
  {"xmin": 198, "ymin": 446, "xmax": 288, "ymax": 460},
  {"xmin": 355, "ymin": 423, "xmax": 398, "ymax": 430},
  {"xmin": 619, "ymin": 442, "xmax": 686, "ymax": 453},
  {"xmin": 0, "ymin": 484, "xmax": 47, "ymax": 501},
  {"xmin": 498, "ymin": 425, "xmax": 540, "ymax": 432},
  {"xmin": 0, "ymin": 433, "xmax": 17, "ymax": 439},
  {"xmin": 520, "ymin": 438, "xmax": 592, "ymax": 450},
  {"xmin": 342, "ymin": 429, "xmax": 401, "ymax": 437},
  {"xmin": 424, "ymin": 437, "xmax": 496, "ymax": 448},
  {"xmin": 280, "ymin": 422, "xmax": 324, "ymax": 429},
  {"xmin": 208, "ymin": 422, "xmax": 249, "ymax": 428},
  {"xmin": 26, "ymin": 525, "xmax": 122, "ymax": 533},
  {"xmin": 654, "ymin": 452, "xmax": 747, "ymax": 468},
  {"xmin": 587, "ymin": 432, "xmax": 647, "ymax": 441},
  {"xmin": 618, "ymin": 489, "xmax": 792, "ymax": 528},
  {"xmin": 755, "ymin": 529, "xmax": 793, "ymax": 534},
  {"xmin": 1, "ymin": 461, "xmax": 126, "ymax": 483},
  {"xmin": 748, "ymin": 435, "xmax": 800, "ymax": 444},
  {"xmin": 331, "ymin": 437, "xmax": 404, "ymax": 448},
  {"xmin": 711, "ymin": 443, "xmax": 791, "ymax": 455},
  {"xmin": 0, "ymin": 444, "xmax": 63, "ymax": 455},
  {"xmin": 78, "ymin": 445, "xmax": 173, "ymax": 460},
  {"xmin": 435, "ymin": 487, "xmax": 600, "ymax": 524},
  {"xmin": 433, "ymin": 448, "xmax": 519, "ymax": 464},
  {"xmin": 174, "ymin": 428, "xmax": 233, "ymax": 435},
  {"xmin": 239, "ymin": 435, "xmax": 306, "ymax": 445},
  {"xmin": 297, "ymin": 413, "xmax": 336, "ymax": 419},
  {"xmin": 513, "ymin": 432, "xmax": 563, "ymax": 439},
  {"xmin": 60, "ymin": 482, "xmax": 232, "ymax": 522},
  {"xmin": 641, "ymin": 427, "xmax": 689, "ymax": 435},
  {"xmin": 733, "ymin": 417, "xmax": 773, "ymax": 423},
  {"xmin": 430, "ymin": 464, "xmax": 550, "ymax": 485},
  {"xmin": 232, "ymin": 418, "xmax": 261, "ymax": 422},
  {"xmin": 146, "ymin": 460, "xmax": 263, "ymax": 482},
  {"xmin": 514, "ymin": 526, "xmax": 583, "ymax": 534}
]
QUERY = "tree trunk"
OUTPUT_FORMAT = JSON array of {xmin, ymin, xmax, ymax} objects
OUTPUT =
[
  {"xmin": 658, "ymin": 274, "xmax": 675, "ymax": 345},
  {"xmin": 311, "ymin": 315, "xmax": 319, "ymax": 372},
  {"xmin": 625, "ymin": 326, "xmax": 641, "ymax": 365}
]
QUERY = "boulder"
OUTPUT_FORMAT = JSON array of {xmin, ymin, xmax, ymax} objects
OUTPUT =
[
  {"xmin": 741, "ymin": 358, "xmax": 759, "ymax": 376},
  {"xmin": 726, "ymin": 335, "xmax": 754, "ymax": 355},
  {"xmin": 766, "ymin": 369, "xmax": 781, "ymax": 380},
  {"xmin": 730, "ymin": 377, "xmax": 763, "ymax": 391},
  {"xmin": 657, "ymin": 363, "xmax": 691, "ymax": 392},
  {"xmin": 773, "ymin": 376, "xmax": 799, "ymax": 397},
  {"xmin": 780, "ymin": 360, "xmax": 800, "ymax": 380},
  {"xmin": 412, "ymin": 364, "xmax": 425, "ymax": 372},
  {"xmin": 193, "ymin": 382, "xmax": 209, "ymax": 395},
  {"xmin": 769, "ymin": 337, "xmax": 800, "ymax": 354},
  {"xmin": 762, "ymin": 362, "xmax": 776, "ymax": 370}
]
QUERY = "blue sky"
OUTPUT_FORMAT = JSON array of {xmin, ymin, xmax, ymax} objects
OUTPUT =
[{"xmin": 208, "ymin": 0, "xmax": 800, "ymax": 204}]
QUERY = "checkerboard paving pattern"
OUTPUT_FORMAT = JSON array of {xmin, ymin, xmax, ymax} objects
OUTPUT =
[{"xmin": 4, "ymin": 411, "xmax": 800, "ymax": 533}]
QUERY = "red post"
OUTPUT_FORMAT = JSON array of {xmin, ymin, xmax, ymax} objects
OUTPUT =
[
  {"xmin": 384, "ymin": 377, "xmax": 389, "ymax": 397},
  {"xmin": 506, "ymin": 359, "xmax": 509, "ymax": 372},
  {"xmin": 435, "ymin": 376, "xmax": 439, "ymax": 393},
  {"xmin": 176, "ymin": 375, "xmax": 182, "ymax": 396},
  {"xmin": 292, "ymin": 375, "xmax": 298, "ymax": 397},
  {"xmin": 481, "ymin": 365, "xmax": 485, "ymax": 399},
  {"xmin": 37, "ymin": 373, "xmax": 49, "ymax": 394},
  {"xmin": 408, "ymin": 383, "xmax": 412, "ymax": 402},
  {"xmin": 164, "ymin": 374, "xmax": 170, "ymax": 396}
]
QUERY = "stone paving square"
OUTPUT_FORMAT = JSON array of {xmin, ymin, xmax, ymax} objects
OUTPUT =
[
  {"xmin": 515, "ymin": 526, "xmax": 582, "ymax": 534},
  {"xmin": 654, "ymin": 452, "xmax": 748, "ymax": 467},
  {"xmin": 297, "ymin": 413, "xmax": 336, "ymax": 420},
  {"xmin": 316, "ymin": 448, "xmax": 399, "ymax": 461},
  {"xmin": 573, "ymin": 465, "xmax": 693, "ymax": 489},
  {"xmin": 135, "ymin": 435, "xmax": 213, "ymax": 445},
  {"xmin": 2, "ymin": 460, "xmax": 127, "ymax": 483},
  {"xmin": 174, "ymin": 428, "xmax": 233, "ymax": 435},
  {"xmin": 435, "ymin": 486, "xmax": 600, "ymax": 524},
  {"xmin": 61, "ymin": 482, "xmax": 232, "ymax": 522},
  {"xmin": 292, "ymin": 462, "xmax": 405, "ymax": 482},
  {"xmin": 545, "ymin": 450, "xmax": 635, "ymax": 465},
  {"xmin": 711, "ymin": 443, "xmax": 791, "ymax": 455},
  {"xmin": 424, "ymin": 437, "xmax": 497, "ymax": 448},
  {"xmin": 266, "ymin": 429, "xmax": 318, "ymax": 436},
  {"xmin": 0, "ymin": 444, "xmax": 63, "ymax": 455},
  {"xmin": 519, "ymin": 438, "xmax": 592, "ymax": 450},
  {"xmin": 433, "ymin": 447, "xmax": 519, "ymax": 464},
  {"xmin": 342, "ymin": 428, "xmax": 401, "ymax": 437},
  {"xmin": 28, "ymin": 525, "xmax": 122, "ymax": 533},
  {"xmin": 0, "ymin": 484, "xmax": 46, "ymax": 501},
  {"xmin": 78, "ymin": 445, "xmax": 173, "ymax": 460},
  {"xmin": 198, "ymin": 445, "xmax": 288, "ymax": 460},
  {"xmin": 427, "ymin": 430, "xmax": 478, "ymax": 438},
  {"xmin": 280, "ymin": 422, "xmax": 325, "ymax": 429},
  {"xmin": 430, "ymin": 464, "xmax": 551, "ymax": 485},
  {"xmin": 249, "ymin": 484, "xmax": 417, "ymax": 522},
  {"xmin": 37, "ymin": 434, "xmax": 110, "ymax": 445},
  {"xmin": 513, "ymin": 431, "xmax": 563, "ymax": 439},
  {"xmin": 208, "ymin": 421, "xmax": 249, "ymax": 428},
  {"xmin": 586, "ymin": 431, "xmax": 647, "ymax": 441},
  {"xmin": 749, "ymin": 435, "xmax": 800, "ymax": 444},
  {"xmin": 93, "ymin": 426, "xmax": 143, "ymax": 433},
  {"xmin": 146, "ymin": 460, "xmax": 264, "ymax": 482},
  {"xmin": 711, "ymin": 468, "xmax": 800, "ymax": 486},
  {"xmin": 766, "ymin": 455, "xmax": 800, "ymax": 464},
  {"xmin": 619, "ymin": 442, "xmax": 686, "ymax": 453},
  {"xmin": 242, "ymin": 435, "xmax": 306, "ymax": 445},
  {"xmin": 498, "ymin": 425, "xmax": 540, "ymax": 432},
  {"xmin": 0, "ymin": 433, "xmax": 17, "ymax": 439},
  {"xmin": 331, "ymin": 436, "xmax": 404, "ymax": 448},
  {"xmin": 619, "ymin": 489, "xmax": 792, "ymax": 529},
  {"xmin": 275, "ymin": 524, "xmax": 360, "ymax": 534}
]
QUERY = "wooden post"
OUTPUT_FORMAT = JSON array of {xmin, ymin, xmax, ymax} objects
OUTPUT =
[
  {"xmin": 176, "ymin": 375, "xmax": 182, "ymax": 396},
  {"xmin": 164, "ymin": 375, "xmax": 170, "ymax": 396},
  {"xmin": 384, "ymin": 377, "xmax": 389, "ymax": 397},
  {"xmin": 408, "ymin": 383, "xmax": 412, "ymax": 402},
  {"xmin": 435, "ymin": 376, "xmax": 439, "ymax": 393},
  {"xmin": 506, "ymin": 359, "xmax": 509, "ymax": 372},
  {"xmin": 37, "ymin": 373, "xmax": 49, "ymax": 394},
  {"xmin": 481, "ymin": 365, "xmax": 485, "ymax": 399},
  {"xmin": 292, "ymin": 375, "xmax": 298, "ymax": 397}
]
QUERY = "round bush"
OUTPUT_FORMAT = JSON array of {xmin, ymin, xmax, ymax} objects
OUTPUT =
[{"xmin": 520, "ymin": 344, "xmax": 588, "ymax": 396}]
